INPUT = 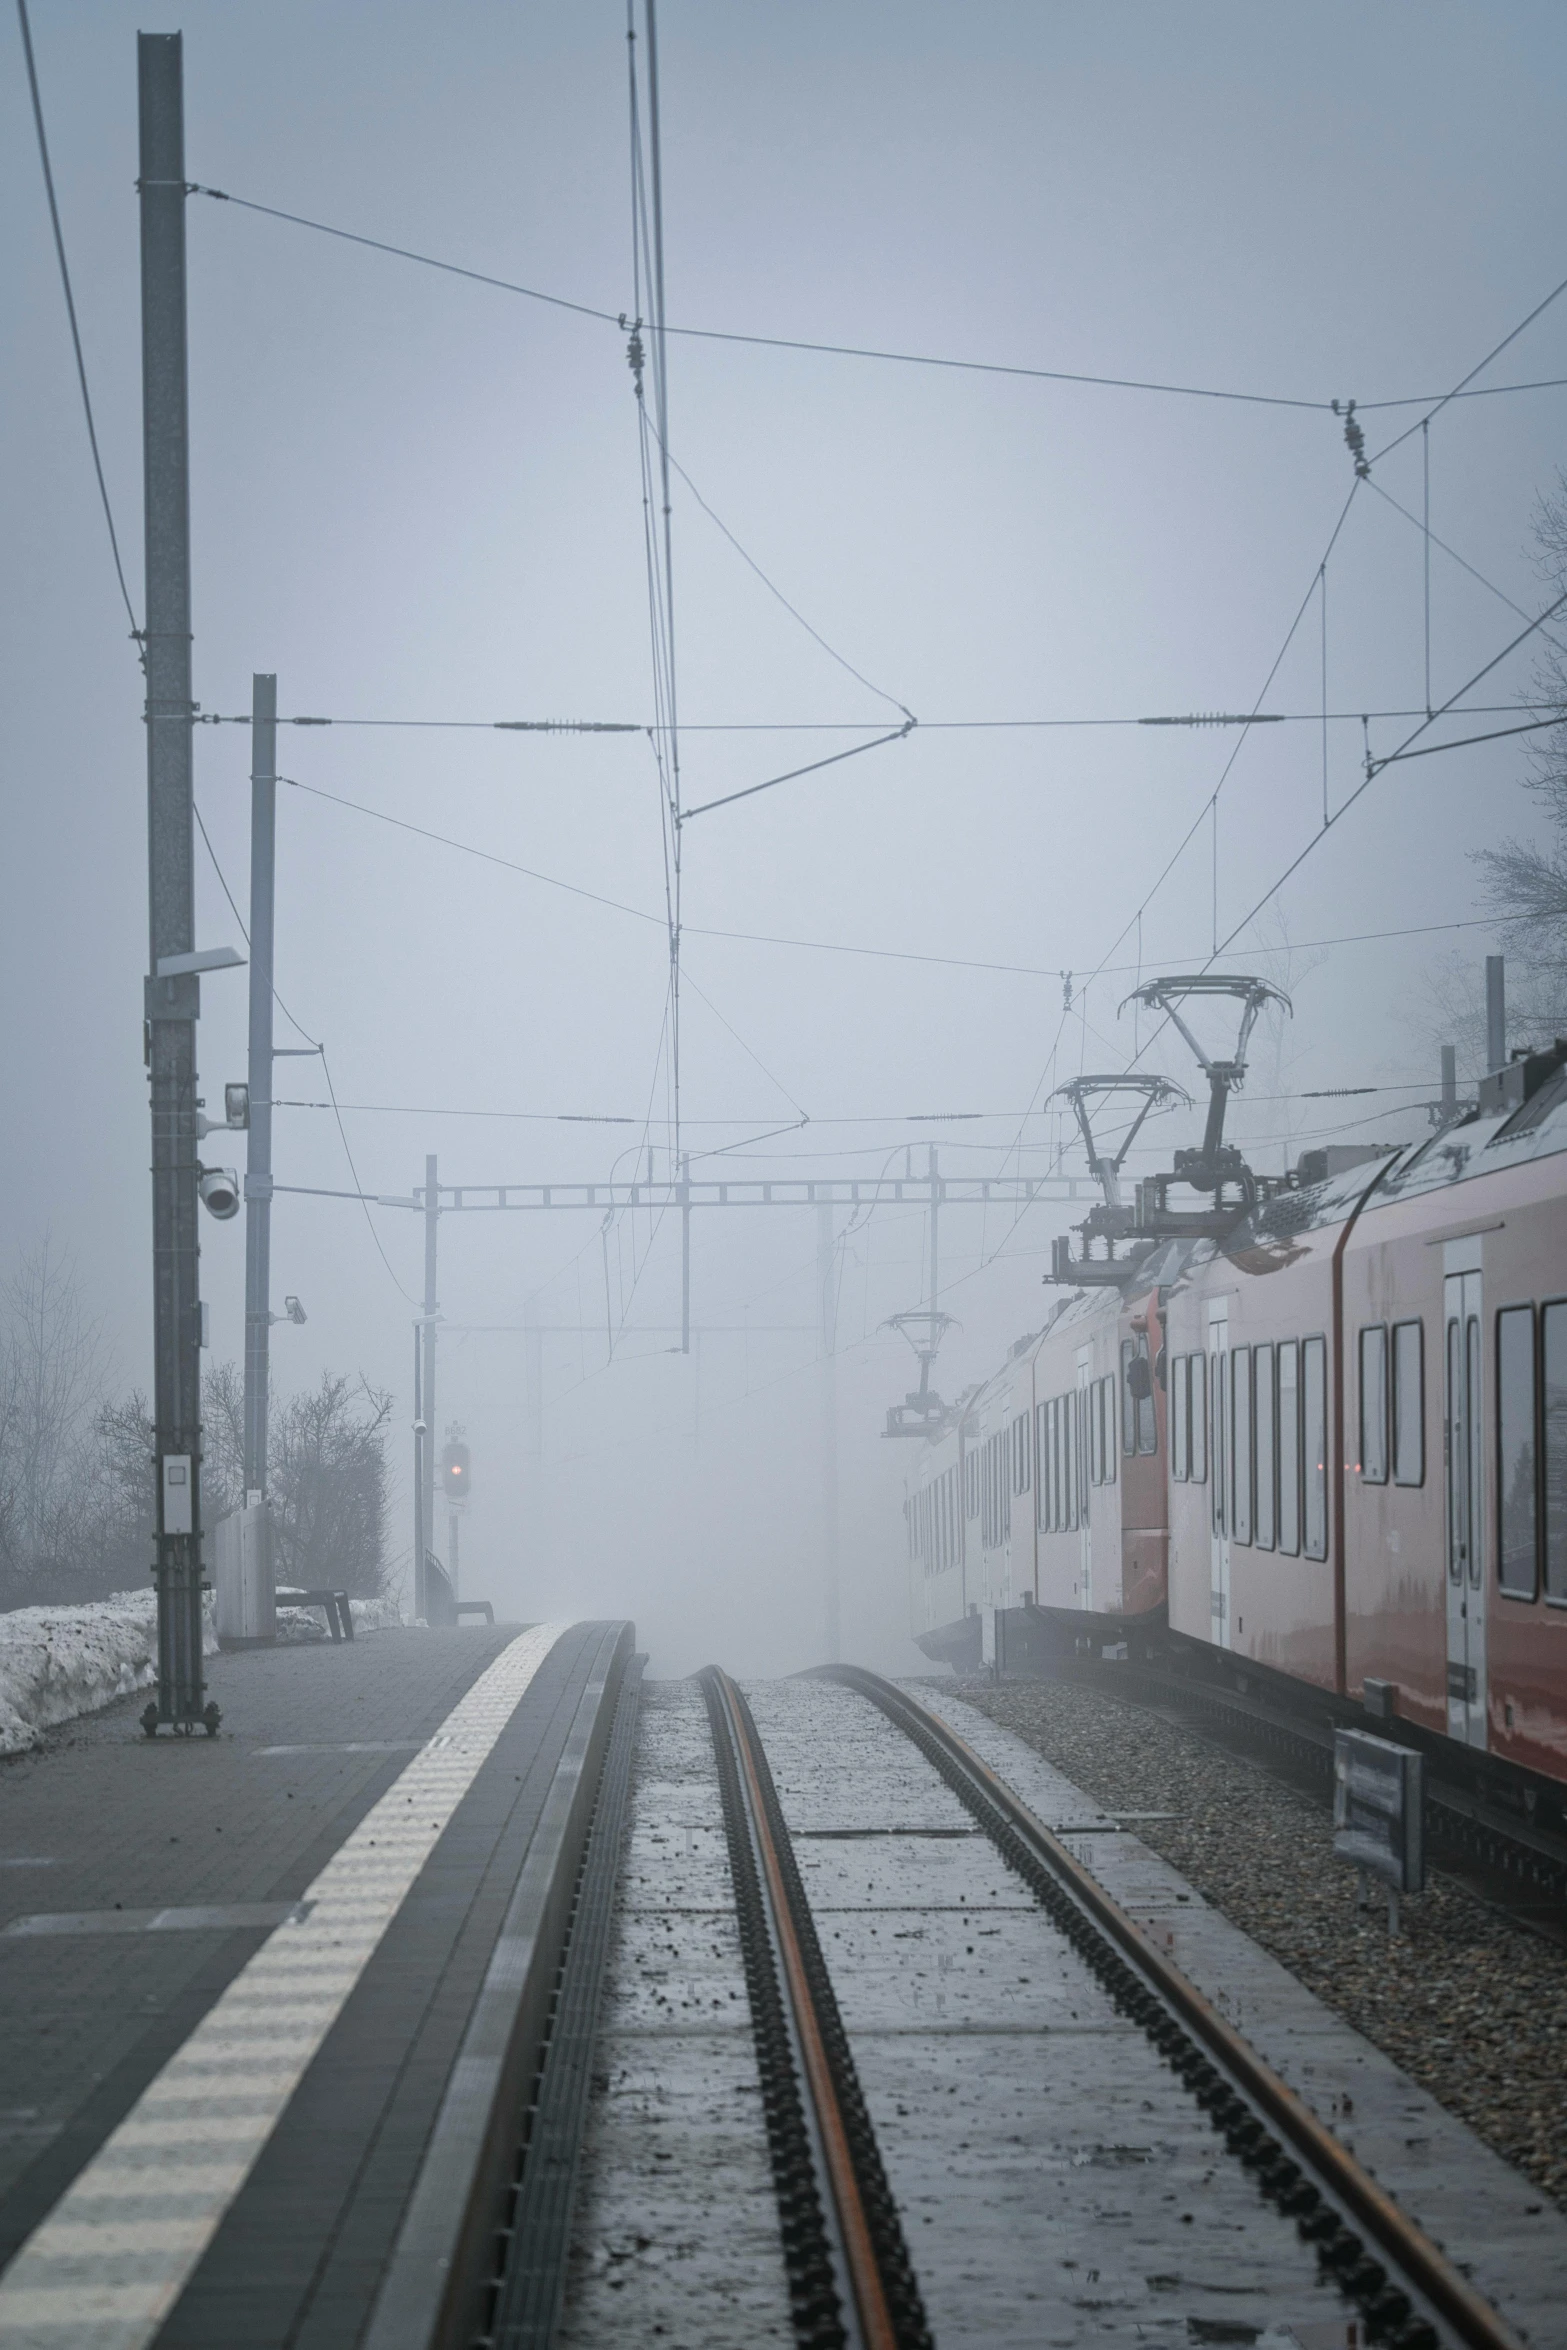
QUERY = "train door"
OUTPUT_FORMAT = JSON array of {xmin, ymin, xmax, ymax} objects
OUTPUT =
[
  {"xmin": 1208, "ymin": 1301, "xmax": 1230, "ymax": 1648},
  {"xmin": 1444, "ymin": 1268, "xmax": 1488, "ymax": 1746},
  {"xmin": 1077, "ymin": 1347, "xmax": 1093, "ymax": 1609}
]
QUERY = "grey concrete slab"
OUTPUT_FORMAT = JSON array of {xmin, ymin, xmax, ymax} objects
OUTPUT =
[
  {"xmin": 557, "ymin": 1679, "xmax": 792, "ymax": 2349},
  {"xmin": 909, "ymin": 1682, "xmax": 1567, "ymax": 2349}
]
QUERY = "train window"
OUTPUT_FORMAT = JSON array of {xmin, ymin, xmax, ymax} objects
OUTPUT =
[
  {"xmin": 1018, "ymin": 1410, "xmax": 1032, "ymax": 1494},
  {"xmin": 1061, "ymin": 1393, "xmax": 1075, "ymax": 1529},
  {"xmin": 1303, "ymin": 1336, "xmax": 1328, "ymax": 1560},
  {"xmin": 1046, "ymin": 1399, "xmax": 1058, "ymax": 1530},
  {"xmin": 1497, "ymin": 1305, "xmax": 1539, "ymax": 1599},
  {"xmin": 1231, "ymin": 1347, "xmax": 1254, "ymax": 1545},
  {"xmin": 1120, "ymin": 1342, "xmax": 1136, "ymax": 1455},
  {"xmin": 1190, "ymin": 1353, "xmax": 1207, "ymax": 1484},
  {"xmin": 1358, "ymin": 1326, "xmax": 1389, "ymax": 1483},
  {"xmin": 1034, "ymin": 1402, "xmax": 1047, "ymax": 1528},
  {"xmin": 1255, "ymin": 1343, "xmax": 1276, "ymax": 1550},
  {"xmin": 1211, "ymin": 1348, "xmax": 1228, "ymax": 1536},
  {"xmin": 1543, "ymin": 1303, "xmax": 1567, "ymax": 1601},
  {"xmin": 1138, "ymin": 1353, "xmax": 1157, "ymax": 1454},
  {"xmin": 1277, "ymin": 1340, "xmax": 1300, "ymax": 1554},
  {"xmin": 1171, "ymin": 1355, "xmax": 1189, "ymax": 1481},
  {"xmin": 1104, "ymin": 1375, "xmax": 1118, "ymax": 1483},
  {"xmin": 1090, "ymin": 1382, "xmax": 1103, "ymax": 1485},
  {"xmin": 1392, "ymin": 1321, "xmax": 1425, "ymax": 1486}
]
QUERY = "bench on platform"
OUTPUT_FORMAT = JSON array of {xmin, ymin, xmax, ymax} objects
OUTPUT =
[{"xmin": 276, "ymin": 1587, "xmax": 355, "ymax": 1642}]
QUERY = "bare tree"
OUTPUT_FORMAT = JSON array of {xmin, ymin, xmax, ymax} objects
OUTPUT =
[
  {"xmin": 270, "ymin": 1374, "xmax": 392, "ymax": 1596},
  {"xmin": 0, "ymin": 1241, "xmax": 107, "ymax": 1604},
  {"xmin": 201, "ymin": 1360, "xmax": 245, "ymax": 1524},
  {"xmin": 1472, "ymin": 472, "xmax": 1567, "ymax": 1042}
]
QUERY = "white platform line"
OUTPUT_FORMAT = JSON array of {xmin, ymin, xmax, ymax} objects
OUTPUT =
[{"xmin": 0, "ymin": 1622, "xmax": 569, "ymax": 2350}]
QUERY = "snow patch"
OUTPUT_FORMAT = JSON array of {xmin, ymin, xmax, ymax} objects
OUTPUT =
[{"xmin": 0, "ymin": 1588, "xmax": 219, "ymax": 1755}]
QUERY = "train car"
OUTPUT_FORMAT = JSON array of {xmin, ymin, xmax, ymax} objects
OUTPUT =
[
  {"xmin": 1163, "ymin": 1043, "xmax": 1567, "ymax": 1790},
  {"xmin": 909, "ymin": 1257, "xmax": 1188, "ymax": 1669}
]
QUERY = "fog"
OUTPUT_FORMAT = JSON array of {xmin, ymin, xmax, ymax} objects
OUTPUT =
[{"xmin": 4, "ymin": 2, "xmax": 1565, "ymax": 1673}]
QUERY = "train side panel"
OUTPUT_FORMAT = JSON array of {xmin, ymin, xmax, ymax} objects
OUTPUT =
[
  {"xmin": 1345, "ymin": 1150, "xmax": 1567, "ymax": 1774},
  {"xmin": 1164, "ymin": 1226, "xmax": 1340, "ymax": 1689}
]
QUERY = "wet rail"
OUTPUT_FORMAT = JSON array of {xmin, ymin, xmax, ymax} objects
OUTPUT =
[
  {"xmin": 816, "ymin": 1663, "xmax": 1526, "ymax": 2350},
  {"xmin": 699, "ymin": 1666, "xmax": 933, "ymax": 2350}
]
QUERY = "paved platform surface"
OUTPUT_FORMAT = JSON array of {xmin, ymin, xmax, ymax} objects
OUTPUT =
[{"xmin": 0, "ymin": 1620, "xmax": 611, "ymax": 2349}]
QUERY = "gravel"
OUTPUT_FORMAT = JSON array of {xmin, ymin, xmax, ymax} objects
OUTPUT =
[{"xmin": 955, "ymin": 1674, "xmax": 1567, "ymax": 2212}]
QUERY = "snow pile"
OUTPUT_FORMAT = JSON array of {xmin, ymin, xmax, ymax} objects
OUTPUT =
[
  {"xmin": 0, "ymin": 1587, "xmax": 220, "ymax": 1756},
  {"xmin": 353, "ymin": 1590, "xmax": 405, "ymax": 1631},
  {"xmin": 274, "ymin": 1590, "xmax": 404, "ymax": 1642}
]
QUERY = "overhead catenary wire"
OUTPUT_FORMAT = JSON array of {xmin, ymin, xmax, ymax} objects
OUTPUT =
[
  {"xmin": 265, "ymin": 767, "xmax": 1545, "ymax": 978},
  {"xmin": 189, "ymin": 701, "xmax": 1554, "ymax": 733},
  {"xmin": 1368, "ymin": 265, "xmax": 1567, "ymax": 463},
  {"xmin": 187, "ymin": 181, "xmax": 1567, "ymax": 420},
  {"xmin": 15, "ymin": 0, "xmax": 141, "ymax": 651},
  {"xmin": 1215, "ymin": 585, "xmax": 1567, "ymax": 956}
]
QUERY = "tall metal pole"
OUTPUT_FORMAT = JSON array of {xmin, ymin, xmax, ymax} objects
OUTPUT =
[
  {"xmin": 243, "ymin": 674, "xmax": 276, "ymax": 1496},
  {"xmin": 817, "ymin": 1197, "xmax": 840, "ymax": 1663},
  {"xmin": 1486, "ymin": 956, "xmax": 1506, "ymax": 1076},
  {"xmin": 139, "ymin": 34, "xmax": 207, "ymax": 1731},
  {"xmin": 680, "ymin": 1151, "xmax": 691, "ymax": 1354},
  {"xmin": 420, "ymin": 1154, "xmax": 439, "ymax": 1621},
  {"xmin": 412, "ymin": 1323, "xmax": 423, "ymax": 1620},
  {"xmin": 928, "ymin": 1144, "xmax": 940, "ymax": 1341}
]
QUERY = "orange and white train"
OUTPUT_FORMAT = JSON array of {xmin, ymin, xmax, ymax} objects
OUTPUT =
[{"xmin": 905, "ymin": 1038, "xmax": 1567, "ymax": 1797}]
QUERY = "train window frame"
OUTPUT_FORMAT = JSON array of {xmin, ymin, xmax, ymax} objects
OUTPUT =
[
  {"xmin": 1090, "ymin": 1381, "xmax": 1104, "ymax": 1485},
  {"xmin": 1120, "ymin": 1341, "xmax": 1137, "ymax": 1456},
  {"xmin": 1103, "ymin": 1374, "xmax": 1118, "ymax": 1484},
  {"xmin": 1358, "ymin": 1324, "xmax": 1389, "ymax": 1484},
  {"xmin": 1255, "ymin": 1342, "xmax": 1277, "ymax": 1551},
  {"xmin": 1231, "ymin": 1346, "xmax": 1254, "ymax": 1545},
  {"xmin": 1211, "ymin": 1346, "xmax": 1228, "ymax": 1537},
  {"xmin": 1496, "ymin": 1303, "xmax": 1539, "ymax": 1602},
  {"xmin": 1391, "ymin": 1320, "xmax": 1425, "ymax": 1487},
  {"xmin": 1171, "ymin": 1356, "xmax": 1189, "ymax": 1482},
  {"xmin": 1543, "ymin": 1299, "xmax": 1567, "ymax": 1604},
  {"xmin": 1137, "ymin": 1341, "xmax": 1158, "ymax": 1456},
  {"xmin": 1019, "ymin": 1408, "xmax": 1032, "ymax": 1494},
  {"xmin": 1303, "ymin": 1334, "xmax": 1329, "ymax": 1561},
  {"xmin": 1190, "ymin": 1352, "xmax": 1207, "ymax": 1484},
  {"xmin": 1277, "ymin": 1339, "xmax": 1300, "ymax": 1555}
]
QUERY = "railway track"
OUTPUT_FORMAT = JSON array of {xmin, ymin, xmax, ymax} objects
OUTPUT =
[
  {"xmin": 700, "ymin": 1666, "xmax": 933, "ymax": 2350},
  {"xmin": 807, "ymin": 1667, "xmax": 1525, "ymax": 2350}
]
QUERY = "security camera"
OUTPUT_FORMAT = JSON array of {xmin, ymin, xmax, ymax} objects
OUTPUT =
[
  {"xmin": 198, "ymin": 1166, "xmax": 241, "ymax": 1220},
  {"xmin": 284, "ymin": 1295, "xmax": 307, "ymax": 1325}
]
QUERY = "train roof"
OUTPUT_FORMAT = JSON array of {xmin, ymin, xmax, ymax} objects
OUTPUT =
[{"xmin": 1222, "ymin": 1053, "xmax": 1567, "ymax": 1255}]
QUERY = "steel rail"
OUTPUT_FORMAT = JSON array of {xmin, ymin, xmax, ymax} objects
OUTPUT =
[
  {"xmin": 817, "ymin": 1664, "xmax": 1526, "ymax": 2350},
  {"xmin": 699, "ymin": 1667, "xmax": 932, "ymax": 2350}
]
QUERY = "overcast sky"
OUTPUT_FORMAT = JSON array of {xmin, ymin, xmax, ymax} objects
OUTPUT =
[{"xmin": 4, "ymin": 3, "xmax": 1565, "ymax": 1669}]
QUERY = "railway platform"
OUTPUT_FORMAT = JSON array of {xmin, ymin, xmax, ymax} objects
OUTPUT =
[{"xmin": 0, "ymin": 1618, "xmax": 636, "ymax": 2350}]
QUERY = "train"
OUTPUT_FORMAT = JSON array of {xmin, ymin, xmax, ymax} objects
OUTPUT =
[{"xmin": 904, "ymin": 973, "xmax": 1567, "ymax": 1807}]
